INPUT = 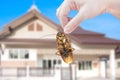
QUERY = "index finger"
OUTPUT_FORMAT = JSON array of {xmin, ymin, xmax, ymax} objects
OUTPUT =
[{"xmin": 57, "ymin": 0, "xmax": 71, "ymax": 28}]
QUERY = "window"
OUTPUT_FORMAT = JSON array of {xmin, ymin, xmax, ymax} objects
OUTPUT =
[
  {"xmin": 48, "ymin": 60, "xmax": 52, "ymax": 69},
  {"xmin": 88, "ymin": 61, "xmax": 92, "ymax": 69},
  {"xmin": 58, "ymin": 60, "xmax": 61, "ymax": 64},
  {"xmin": 78, "ymin": 62, "xmax": 82, "ymax": 70},
  {"xmin": 53, "ymin": 59, "xmax": 61, "ymax": 66},
  {"xmin": 78, "ymin": 61, "xmax": 92, "ymax": 70},
  {"xmin": 53, "ymin": 60, "xmax": 56, "ymax": 65},
  {"xmin": 43, "ymin": 60, "xmax": 47, "ymax": 69},
  {"xmin": 20, "ymin": 50, "xmax": 29, "ymax": 59},
  {"xmin": 28, "ymin": 22, "xmax": 42, "ymax": 31},
  {"xmin": 9, "ymin": 49, "xmax": 29, "ymax": 59},
  {"xmin": 42, "ymin": 59, "xmax": 61, "ymax": 69},
  {"xmin": 9, "ymin": 49, "xmax": 18, "ymax": 59},
  {"xmin": 117, "ymin": 62, "xmax": 120, "ymax": 68},
  {"xmin": 28, "ymin": 23, "xmax": 34, "ymax": 31},
  {"xmin": 36, "ymin": 23, "xmax": 42, "ymax": 31}
]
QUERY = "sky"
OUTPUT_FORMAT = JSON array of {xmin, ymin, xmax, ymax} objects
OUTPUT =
[{"xmin": 0, "ymin": 0, "xmax": 120, "ymax": 40}]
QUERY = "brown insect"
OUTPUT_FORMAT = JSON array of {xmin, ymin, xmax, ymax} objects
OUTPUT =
[{"xmin": 56, "ymin": 32, "xmax": 74, "ymax": 63}]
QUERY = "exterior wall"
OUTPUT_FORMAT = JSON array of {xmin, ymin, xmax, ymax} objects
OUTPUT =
[
  {"xmin": 74, "ymin": 55, "xmax": 100, "ymax": 78},
  {"xmin": 73, "ymin": 44, "xmax": 114, "ymax": 55},
  {"xmin": 8, "ymin": 19, "xmax": 57, "ymax": 39},
  {"xmin": 1, "ymin": 61, "xmax": 36, "ymax": 67}
]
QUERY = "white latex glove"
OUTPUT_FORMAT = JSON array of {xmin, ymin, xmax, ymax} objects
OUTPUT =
[
  {"xmin": 56, "ymin": 0, "xmax": 120, "ymax": 34},
  {"xmin": 108, "ymin": 0, "xmax": 120, "ymax": 19}
]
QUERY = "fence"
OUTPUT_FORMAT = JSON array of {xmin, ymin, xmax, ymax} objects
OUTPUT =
[
  {"xmin": 0, "ymin": 67, "xmax": 55, "ymax": 77},
  {"xmin": 0, "ymin": 66, "xmax": 74, "ymax": 80}
]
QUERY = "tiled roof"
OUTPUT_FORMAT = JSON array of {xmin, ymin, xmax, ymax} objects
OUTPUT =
[
  {"xmin": 69, "ymin": 25, "xmax": 120, "ymax": 45},
  {"xmin": 71, "ymin": 34, "xmax": 120, "ymax": 45}
]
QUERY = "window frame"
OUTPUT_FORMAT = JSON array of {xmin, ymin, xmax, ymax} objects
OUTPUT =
[
  {"xmin": 36, "ymin": 23, "xmax": 42, "ymax": 31},
  {"xmin": 19, "ymin": 49, "xmax": 29, "ymax": 59},
  {"xmin": 28, "ymin": 23, "xmax": 34, "ymax": 31},
  {"xmin": 78, "ymin": 61, "xmax": 92, "ymax": 70},
  {"xmin": 42, "ymin": 59, "xmax": 61, "ymax": 69},
  {"xmin": 9, "ymin": 49, "xmax": 19, "ymax": 59},
  {"xmin": 28, "ymin": 22, "xmax": 43, "ymax": 31},
  {"xmin": 9, "ymin": 49, "xmax": 29, "ymax": 60}
]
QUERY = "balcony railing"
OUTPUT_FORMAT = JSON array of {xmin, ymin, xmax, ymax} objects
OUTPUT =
[
  {"xmin": 0, "ymin": 67, "xmax": 55, "ymax": 77},
  {"xmin": 30, "ymin": 67, "xmax": 55, "ymax": 76}
]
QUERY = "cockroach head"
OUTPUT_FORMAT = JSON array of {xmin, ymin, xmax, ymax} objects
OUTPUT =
[{"xmin": 57, "ymin": 32, "xmax": 65, "ymax": 37}]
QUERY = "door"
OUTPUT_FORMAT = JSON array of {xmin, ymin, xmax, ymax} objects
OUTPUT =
[
  {"xmin": 42, "ymin": 59, "xmax": 53, "ymax": 75},
  {"xmin": 42, "ymin": 59, "xmax": 52, "ymax": 69}
]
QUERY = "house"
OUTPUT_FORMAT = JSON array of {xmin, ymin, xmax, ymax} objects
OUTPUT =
[{"xmin": 0, "ymin": 5, "xmax": 120, "ymax": 80}]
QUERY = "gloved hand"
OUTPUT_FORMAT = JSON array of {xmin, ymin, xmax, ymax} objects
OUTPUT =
[
  {"xmin": 56, "ymin": 0, "xmax": 120, "ymax": 34},
  {"xmin": 108, "ymin": 0, "xmax": 120, "ymax": 19}
]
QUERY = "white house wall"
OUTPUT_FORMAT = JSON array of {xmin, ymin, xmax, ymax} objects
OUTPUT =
[{"xmin": 74, "ymin": 55, "xmax": 100, "ymax": 78}]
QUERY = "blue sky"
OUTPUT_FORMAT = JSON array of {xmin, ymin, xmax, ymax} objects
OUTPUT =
[{"xmin": 0, "ymin": 0, "xmax": 120, "ymax": 40}]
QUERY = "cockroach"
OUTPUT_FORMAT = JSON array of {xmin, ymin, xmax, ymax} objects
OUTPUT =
[
  {"xmin": 40, "ymin": 32, "xmax": 74, "ymax": 63},
  {"xmin": 56, "ymin": 32, "xmax": 74, "ymax": 63}
]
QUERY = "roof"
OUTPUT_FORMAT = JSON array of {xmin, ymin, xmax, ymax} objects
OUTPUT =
[
  {"xmin": 71, "ymin": 27, "xmax": 104, "ymax": 35},
  {"xmin": 0, "ymin": 38, "xmax": 56, "ymax": 46},
  {"xmin": 0, "ymin": 9, "xmax": 120, "ymax": 45},
  {"xmin": 71, "ymin": 35, "xmax": 120, "ymax": 45}
]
